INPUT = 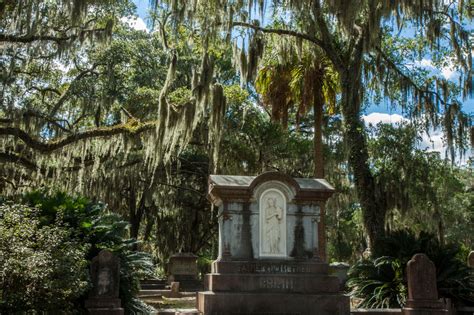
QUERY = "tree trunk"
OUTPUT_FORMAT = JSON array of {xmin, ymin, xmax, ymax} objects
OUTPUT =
[
  {"xmin": 434, "ymin": 207, "xmax": 445, "ymax": 245},
  {"xmin": 128, "ymin": 185, "xmax": 144, "ymax": 247},
  {"xmin": 313, "ymin": 85, "xmax": 325, "ymax": 178},
  {"xmin": 339, "ymin": 67, "xmax": 387, "ymax": 251}
]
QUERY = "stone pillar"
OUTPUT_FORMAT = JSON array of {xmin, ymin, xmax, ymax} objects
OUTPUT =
[
  {"xmin": 312, "ymin": 204, "xmax": 321, "ymax": 261},
  {"xmin": 221, "ymin": 202, "xmax": 232, "ymax": 260},
  {"xmin": 217, "ymin": 205, "xmax": 224, "ymax": 260},
  {"xmin": 290, "ymin": 205, "xmax": 306, "ymax": 259},
  {"xmin": 402, "ymin": 254, "xmax": 448, "ymax": 315},
  {"xmin": 85, "ymin": 250, "xmax": 124, "ymax": 315},
  {"xmin": 237, "ymin": 201, "xmax": 253, "ymax": 259},
  {"xmin": 318, "ymin": 202, "xmax": 327, "ymax": 262}
]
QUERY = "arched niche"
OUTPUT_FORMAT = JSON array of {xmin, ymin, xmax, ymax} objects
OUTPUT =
[
  {"xmin": 252, "ymin": 180, "xmax": 296, "ymax": 203},
  {"xmin": 258, "ymin": 187, "xmax": 288, "ymax": 258}
]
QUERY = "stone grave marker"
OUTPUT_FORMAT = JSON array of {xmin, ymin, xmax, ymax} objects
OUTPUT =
[
  {"xmin": 170, "ymin": 281, "xmax": 180, "ymax": 298},
  {"xmin": 197, "ymin": 171, "xmax": 350, "ymax": 315},
  {"xmin": 468, "ymin": 251, "xmax": 474, "ymax": 268},
  {"xmin": 402, "ymin": 253, "xmax": 448, "ymax": 315},
  {"xmin": 85, "ymin": 249, "xmax": 124, "ymax": 315},
  {"xmin": 168, "ymin": 253, "xmax": 201, "ymax": 290}
]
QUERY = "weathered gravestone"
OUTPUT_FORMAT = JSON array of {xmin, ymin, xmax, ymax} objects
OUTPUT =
[
  {"xmin": 197, "ymin": 171, "xmax": 350, "ymax": 315},
  {"xmin": 402, "ymin": 254, "xmax": 448, "ymax": 315},
  {"xmin": 170, "ymin": 281, "xmax": 181, "ymax": 298},
  {"xmin": 168, "ymin": 252, "xmax": 201, "ymax": 290},
  {"xmin": 468, "ymin": 251, "xmax": 474, "ymax": 268},
  {"xmin": 85, "ymin": 250, "xmax": 124, "ymax": 315}
]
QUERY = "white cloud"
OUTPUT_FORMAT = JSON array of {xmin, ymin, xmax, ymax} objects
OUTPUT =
[
  {"xmin": 441, "ymin": 66, "xmax": 460, "ymax": 81},
  {"xmin": 419, "ymin": 130, "xmax": 444, "ymax": 153},
  {"xmin": 420, "ymin": 130, "xmax": 473, "ymax": 164},
  {"xmin": 411, "ymin": 59, "xmax": 439, "ymax": 76},
  {"xmin": 411, "ymin": 58, "xmax": 461, "ymax": 82},
  {"xmin": 362, "ymin": 112, "xmax": 407, "ymax": 126},
  {"xmin": 120, "ymin": 16, "xmax": 148, "ymax": 32}
]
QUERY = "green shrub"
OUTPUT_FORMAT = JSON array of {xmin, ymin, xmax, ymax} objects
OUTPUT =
[
  {"xmin": 347, "ymin": 256, "xmax": 406, "ymax": 308},
  {"xmin": 0, "ymin": 203, "xmax": 90, "ymax": 313},
  {"xmin": 348, "ymin": 229, "xmax": 474, "ymax": 309},
  {"xmin": 0, "ymin": 191, "xmax": 155, "ymax": 314},
  {"xmin": 25, "ymin": 191, "xmax": 156, "ymax": 314},
  {"xmin": 197, "ymin": 255, "xmax": 213, "ymax": 279}
]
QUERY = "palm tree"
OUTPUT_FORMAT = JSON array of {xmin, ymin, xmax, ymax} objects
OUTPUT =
[{"xmin": 256, "ymin": 52, "xmax": 339, "ymax": 178}]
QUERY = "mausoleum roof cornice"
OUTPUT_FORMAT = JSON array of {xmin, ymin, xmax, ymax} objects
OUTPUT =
[{"xmin": 208, "ymin": 171, "xmax": 335, "ymax": 205}]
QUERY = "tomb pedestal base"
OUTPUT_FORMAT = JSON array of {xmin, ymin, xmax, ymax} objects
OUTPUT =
[
  {"xmin": 402, "ymin": 310, "xmax": 449, "ymax": 315},
  {"xmin": 85, "ymin": 297, "xmax": 124, "ymax": 315},
  {"xmin": 402, "ymin": 299, "xmax": 449, "ymax": 315},
  {"xmin": 198, "ymin": 291, "xmax": 349, "ymax": 315},
  {"xmin": 197, "ymin": 260, "xmax": 350, "ymax": 315}
]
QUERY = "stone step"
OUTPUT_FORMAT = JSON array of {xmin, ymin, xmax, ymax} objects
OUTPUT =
[
  {"xmin": 197, "ymin": 291, "xmax": 349, "ymax": 315},
  {"xmin": 141, "ymin": 284, "xmax": 168, "ymax": 290},
  {"xmin": 205, "ymin": 273, "xmax": 340, "ymax": 293},
  {"xmin": 174, "ymin": 280, "xmax": 203, "ymax": 291},
  {"xmin": 141, "ymin": 279, "xmax": 168, "ymax": 284},
  {"xmin": 139, "ymin": 290, "xmax": 197, "ymax": 298},
  {"xmin": 155, "ymin": 309, "xmax": 200, "ymax": 315},
  {"xmin": 139, "ymin": 289, "xmax": 170, "ymax": 297},
  {"xmin": 351, "ymin": 309, "xmax": 401, "ymax": 315},
  {"xmin": 141, "ymin": 279, "xmax": 168, "ymax": 290}
]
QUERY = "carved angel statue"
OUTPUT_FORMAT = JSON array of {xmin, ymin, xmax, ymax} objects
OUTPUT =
[{"xmin": 265, "ymin": 197, "xmax": 283, "ymax": 254}]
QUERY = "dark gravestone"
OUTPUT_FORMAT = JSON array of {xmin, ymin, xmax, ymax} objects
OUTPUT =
[
  {"xmin": 402, "ymin": 254, "xmax": 448, "ymax": 315},
  {"xmin": 168, "ymin": 253, "xmax": 202, "ymax": 290},
  {"xmin": 85, "ymin": 250, "xmax": 124, "ymax": 315}
]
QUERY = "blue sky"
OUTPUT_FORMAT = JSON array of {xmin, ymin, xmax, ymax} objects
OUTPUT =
[{"xmin": 134, "ymin": 0, "xmax": 149, "ymax": 19}]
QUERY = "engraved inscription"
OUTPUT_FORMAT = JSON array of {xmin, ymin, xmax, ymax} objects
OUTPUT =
[
  {"xmin": 97, "ymin": 267, "xmax": 112, "ymax": 296},
  {"xmin": 259, "ymin": 277, "xmax": 295, "ymax": 290},
  {"xmin": 238, "ymin": 263, "xmax": 310, "ymax": 273}
]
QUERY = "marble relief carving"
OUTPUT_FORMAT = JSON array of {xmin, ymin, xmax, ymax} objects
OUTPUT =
[{"xmin": 260, "ymin": 188, "xmax": 286, "ymax": 257}]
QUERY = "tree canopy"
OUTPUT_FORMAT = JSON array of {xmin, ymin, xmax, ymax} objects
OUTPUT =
[{"xmin": 0, "ymin": 0, "xmax": 472, "ymax": 260}]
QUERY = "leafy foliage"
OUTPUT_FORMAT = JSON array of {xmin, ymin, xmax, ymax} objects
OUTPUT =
[
  {"xmin": 20, "ymin": 191, "xmax": 155, "ymax": 314},
  {"xmin": 348, "ymin": 229, "xmax": 474, "ymax": 309},
  {"xmin": 368, "ymin": 123, "xmax": 473, "ymax": 247},
  {"xmin": 0, "ymin": 203, "xmax": 89, "ymax": 313},
  {"xmin": 348, "ymin": 256, "xmax": 406, "ymax": 308}
]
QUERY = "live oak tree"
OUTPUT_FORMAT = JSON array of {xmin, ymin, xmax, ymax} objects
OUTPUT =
[
  {"xmin": 148, "ymin": 0, "xmax": 472, "ymax": 250},
  {"xmin": 1, "ymin": 0, "xmax": 472, "ymax": 255},
  {"xmin": 0, "ymin": 0, "xmax": 229, "ymax": 245}
]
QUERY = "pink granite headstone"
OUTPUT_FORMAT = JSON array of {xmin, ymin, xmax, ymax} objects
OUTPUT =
[
  {"xmin": 407, "ymin": 254, "xmax": 438, "ymax": 301},
  {"xmin": 402, "ymin": 254, "xmax": 448, "ymax": 315}
]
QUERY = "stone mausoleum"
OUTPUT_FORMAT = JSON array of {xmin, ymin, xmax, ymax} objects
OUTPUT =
[{"xmin": 197, "ymin": 171, "xmax": 350, "ymax": 315}]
